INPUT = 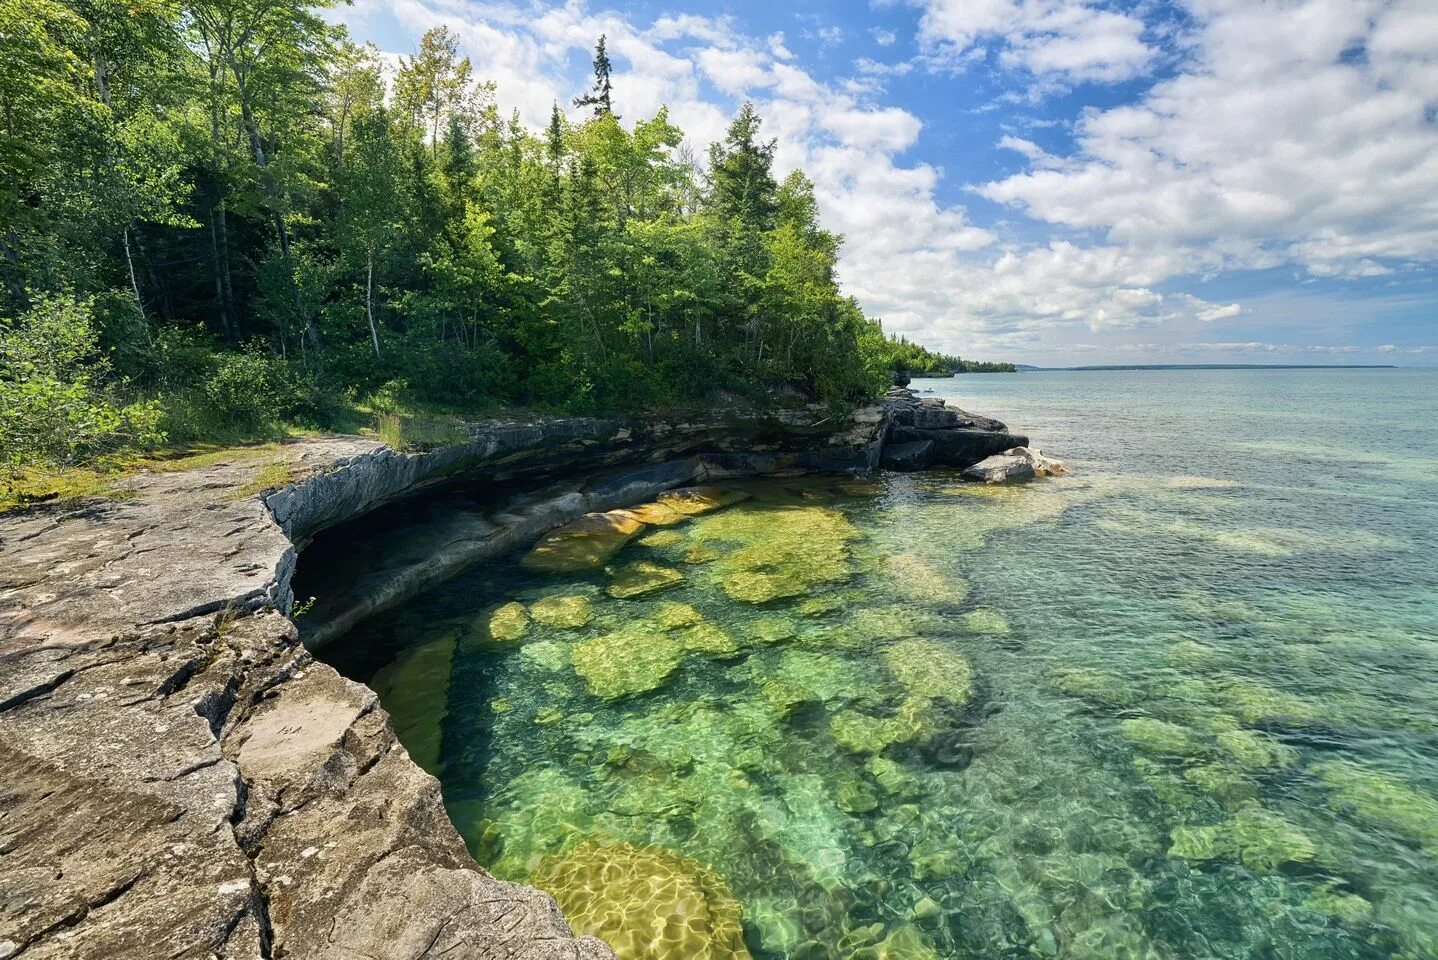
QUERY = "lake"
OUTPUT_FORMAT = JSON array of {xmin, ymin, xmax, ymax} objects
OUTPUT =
[{"xmin": 324, "ymin": 367, "xmax": 1438, "ymax": 960}]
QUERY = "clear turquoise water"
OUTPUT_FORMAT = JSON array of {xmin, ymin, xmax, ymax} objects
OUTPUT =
[{"xmin": 327, "ymin": 368, "xmax": 1438, "ymax": 960}]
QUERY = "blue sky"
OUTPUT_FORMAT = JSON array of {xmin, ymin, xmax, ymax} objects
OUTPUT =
[{"xmin": 335, "ymin": 0, "xmax": 1438, "ymax": 366}]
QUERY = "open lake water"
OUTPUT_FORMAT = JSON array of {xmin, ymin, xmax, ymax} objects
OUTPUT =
[{"xmin": 325, "ymin": 368, "xmax": 1438, "ymax": 960}]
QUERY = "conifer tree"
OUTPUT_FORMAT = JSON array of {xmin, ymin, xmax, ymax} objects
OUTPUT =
[{"xmin": 573, "ymin": 34, "xmax": 617, "ymax": 118}]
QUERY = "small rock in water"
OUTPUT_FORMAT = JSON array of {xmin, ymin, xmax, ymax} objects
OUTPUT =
[
  {"xmin": 961, "ymin": 446, "xmax": 1068, "ymax": 484},
  {"xmin": 607, "ymin": 561, "xmax": 685, "ymax": 599}
]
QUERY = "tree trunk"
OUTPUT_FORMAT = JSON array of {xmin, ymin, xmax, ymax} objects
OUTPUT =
[
  {"xmin": 209, "ymin": 206, "xmax": 235, "ymax": 342},
  {"xmin": 122, "ymin": 226, "xmax": 152, "ymax": 346},
  {"xmin": 366, "ymin": 249, "xmax": 381, "ymax": 358}
]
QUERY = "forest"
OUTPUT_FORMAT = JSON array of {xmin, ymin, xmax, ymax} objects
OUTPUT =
[{"xmin": 1, "ymin": 0, "xmax": 1007, "ymax": 480}]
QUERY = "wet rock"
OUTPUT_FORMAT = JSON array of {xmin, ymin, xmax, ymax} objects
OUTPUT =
[
  {"xmin": 961, "ymin": 446, "xmax": 1069, "ymax": 483},
  {"xmin": 657, "ymin": 486, "xmax": 751, "ymax": 516},
  {"xmin": 523, "ymin": 511, "xmax": 648, "ymax": 572},
  {"xmin": 880, "ymin": 441, "xmax": 934, "ymax": 471}
]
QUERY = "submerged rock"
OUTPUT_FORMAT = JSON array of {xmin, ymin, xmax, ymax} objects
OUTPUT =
[
  {"xmin": 531, "ymin": 593, "xmax": 594, "ymax": 629},
  {"xmin": 488, "ymin": 601, "xmax": 530, "ymax": 643},
  {"xmin": 530, "ymin": 842, "xmax": 753, "ymax": 960},
  {"xmin": 658, "ymin": 486, "xmax": 752, "ymax": 516},
  {"xmin": 523, "ymin": 511, "xmax": 648, "ymax": 572},
  {"xmin": 884, "ymin": 638, "xmax": 973, "ymax": 704},
  {"xmin": 1168, "ymin": 804, "xmax": 1316, "ymax": 873},
  {"xmin": 696, "ymin": 504, "xmax": 860, "ymax": 606},
  {"xmin": 607, "ymin": 561, "xmax": 685, "ymax": 599},
  {"xmin": 571, "ymin": 614, "xmax": 738, "ymax": 700},
  {"xmin": 367, "ymin": 632, "xmax": 458, "ymax": 772},
  {"xmin": 883, "ymin": 552, "xmax": 969, "ymax": 606},
  {"xmin": 830, "ymin": 699, "xmax": 937, "ymax": 755},
  {"xmin": 961, "ymin": 446, "xmax": 1069, "ymax": 483}
]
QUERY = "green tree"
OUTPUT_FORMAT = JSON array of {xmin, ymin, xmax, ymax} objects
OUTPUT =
[{"xmin": 573, "ymin": 34, "xmax": 617, "ymax": 118}]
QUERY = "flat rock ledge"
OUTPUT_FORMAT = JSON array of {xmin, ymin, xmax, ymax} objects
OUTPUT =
[{"xmin": 0, "ymin": 404, "xmax": 892, "ymax": 960}]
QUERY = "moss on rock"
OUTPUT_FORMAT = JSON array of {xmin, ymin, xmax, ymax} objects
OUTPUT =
[
  {"xmin": 531, "ymin": 594, "xmax": 594, "ymax": 629},
  {"xmin": 607, "ymin": 561, "xmax": 685, "ymax": 599},
  {"xmin": 522, "ymin": 511, "xmax": 648, "ymax": 572}
]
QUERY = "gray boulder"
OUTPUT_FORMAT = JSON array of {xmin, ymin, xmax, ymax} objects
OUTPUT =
[
  {"xmin": 961, "ymin": 446, "xmax": 1069, "ymax": 483},
  {"xmin": 881, "ymin": 440, "xmax": 935, "ymax": 471}
]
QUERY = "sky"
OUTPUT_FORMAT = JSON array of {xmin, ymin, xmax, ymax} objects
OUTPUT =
[{"xmin": 331, "ymin": 0, "xmax": 1438, "ymax": 367}]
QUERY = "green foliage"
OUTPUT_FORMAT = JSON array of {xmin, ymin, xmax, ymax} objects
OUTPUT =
[
  {"xmin": 0, "ymin": 296, "xmax": 163, "ymax": 471},
  {"xmin": 2, "ymin": 12, "xmax": 1001, "ymax": 476},
  {"xmin": 883, "ymin": 335, "xmax": 1017, "ymax": 376}
]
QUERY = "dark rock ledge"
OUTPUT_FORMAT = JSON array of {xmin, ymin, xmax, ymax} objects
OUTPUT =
[{"xmin": 0, "ymin": 400, "xmax": 1027, "ymax": 959}]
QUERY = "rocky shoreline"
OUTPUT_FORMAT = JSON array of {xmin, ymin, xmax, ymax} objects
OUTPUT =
[{"xmin": 0, "ymin": 396, "xmax": 1040, "ymax": 959}]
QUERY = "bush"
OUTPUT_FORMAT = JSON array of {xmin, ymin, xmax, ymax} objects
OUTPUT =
[
  {"xmin": 200, "ymin": 345, "xmax": 309, "ymax": 434},
  {"xmin": 0, "ymin": 295, "xmax": 165, "ymax": 471}
]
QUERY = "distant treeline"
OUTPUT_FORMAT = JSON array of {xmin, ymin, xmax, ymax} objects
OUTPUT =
[
  {"xmin": 886, "ymin": 336, "xmax": 1016, "ymax": 375},
  {"xmin": 1, "ymin": 9, "xmax": 1003, "ymax": 474}
]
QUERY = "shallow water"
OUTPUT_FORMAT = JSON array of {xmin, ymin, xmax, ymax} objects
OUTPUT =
[{"xmin": 323, "ymin": 368, "xmax": 1438, "ymax": 960}]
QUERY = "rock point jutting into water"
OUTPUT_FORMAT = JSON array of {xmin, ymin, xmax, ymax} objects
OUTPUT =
[{"xmin": 0, "ymin": 396, "xmax": 1053, "ymax": 960}]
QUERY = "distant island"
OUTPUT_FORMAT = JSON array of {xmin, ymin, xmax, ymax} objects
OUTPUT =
[{"xmin": 1014, "ymin": 363, "xmax": 1397, "ymax": 372}]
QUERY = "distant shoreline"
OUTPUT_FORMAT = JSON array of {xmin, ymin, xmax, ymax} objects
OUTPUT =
[{"xmin": 1010, "ymin": 363, "xmax": 1399, "ymax": 372}]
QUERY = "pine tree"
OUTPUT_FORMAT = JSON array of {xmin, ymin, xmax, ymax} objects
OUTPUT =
[{"xmin": 573, "ymin": 34, "xmax": 617, "ymax": 118}]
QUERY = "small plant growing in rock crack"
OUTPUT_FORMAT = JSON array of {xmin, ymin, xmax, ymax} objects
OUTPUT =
[
  {"xmin": 214, "ymin": 603, "xmax": 239, "ymax": 638},
  {"xmin": 291, "ymin": 596, "xmax": 317, "ymax": 620}
]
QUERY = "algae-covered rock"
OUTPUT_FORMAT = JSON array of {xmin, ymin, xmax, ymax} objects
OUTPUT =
[
  {"xmin": 658, "ymin": 486, "xmax": 752, "ymax": 516},
  {"xmin": 695, "ymin": 504, "xmax": 860, "ymax": 605},
  {"xmin": 1304, "ymin": 885, "xmax": 1374, "ymax": 924},
  {"xmin": 572, "ymin": 624, "xmax": 684, "ymax": 700},
  {"xmin": 639, "ymin": 529, "xmax": 687, "ymax": 548},
  {"xmin": 1120, "ymin": 717, "xmax": 1203, "ymax": 757},
  {"xmin": 883, "ymin": 638, "xmax": 973, "ymax": 704},
  {"xmin": 571, "ymin": 613, "xmax": 737, "ymax": 699},
  {"xmin": 959, "ymin": 608, "xmax": 1011, "ymax": 635},
  {"xmin": 487, "ymin": 601, "xmax": 530, "ymax": 643},
  {"xmin": 607, "ymin": 561, "xmax": 685, "ymax": 599},
  {"xmin": 1182, "ymin": 763, "xmax": 1259, "ymax": 807},
  {"xmin": 654, "ymin": 601, "xmax": 702, "ymax": 630},
  {"xmin": 867, "ymin": 757, "xmax": 925, "ymax": 800},
  {"xmin": 883, "ymin": 552, "xmax": 968, "ymax": 606},
  {"xmin": 1168, "ymin": 804, "xmax": 1316, "ymax": 872},
  {"xmin": 522, "ymin": 511, "xmax": 647, "ymax": 572},
  {"xmin": 1215, "ymin": 729, "xmax": 1298, "ymax": 771},
  {"xmin": 530, "ymin": 842, "xmax": 753, "ymax": 960},
  {"xmin": 748, "ymin": 617, "xmax": 798, "ymax": 645},
  {"xmin": 1049, "ymin": 667, "xmax": 1141, "ymax": 708},
  {"xmin": 618, "ymin": 501, "xmax": 688, "ymax": 526},
  {"xmin": 531, "ymin": 594, "xmax": 593, "ymax": 629},
  {"xmin": 837, "ymin": 779, "xmax": 880, "ymax": 814},
  {"xmin": 774, "ymin": 650, "xmax": 870, "ymax": 704},
  {"xmin": 831, "ymin": 699, "xmax": 936, "ymax": 755},
  {"xmin": 367, "ymin": 632, "xmax": 457, "ymax": 773},
  {"xmin": 683, "ymin": 545, "xmax": 721, "ymax": 564},
  {"xmin": 1314, "ymin": 759, "xmax": 1438, "ymax": 855}
]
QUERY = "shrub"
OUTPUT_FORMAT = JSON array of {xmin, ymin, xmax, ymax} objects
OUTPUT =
[{"xmin": 0, "ymin": 295, "xmax": 164, "ymax": 471}]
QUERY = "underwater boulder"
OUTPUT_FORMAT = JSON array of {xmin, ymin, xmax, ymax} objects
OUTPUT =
[
  {"xmin": 367, "ymin": 632, "xmax": 457, "ymax": 773},
  {"xmin": 486, "ymin": 601, "xmax": 530, "ymax": 643},
  {"xmin": 883, "ymin": 638, "xmax": 973, "ymax": 704},
  {"xmin": 529, "ymin": 842, "xmax": 754, "ymax": 960},
  {"xmin": 658, "ymin": 486, "xmax": 752, "ymax": 516},
  {"xmin": 607, "ymin": 561, "xmax": 685, "ymax": 599},
  {"xmin": 522, "ymin": 511, "xmax": 648, "ymax": 572},
  {"xmin": 530, "ymin": 594, "xmax": 594, "ymax": 629},
  {"xmin": 1168, "ymin": 804, "xmax": 1316, "ymax": 873}
]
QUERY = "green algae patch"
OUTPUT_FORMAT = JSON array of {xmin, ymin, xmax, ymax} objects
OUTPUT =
[
  {"xmin": 883, "ymin": 552, "xmax": 969, "ymax": 606},
  {"xmin": 487, "ymin": 601, "xmax": 530, "ymax": 643},
  {"xmin": 884, "ymin": 638, "xmax": 973, "ymax": 704},
  {"xmin": 616, "ymin": 501, "xmax": 688, "ymax": 526},
  {"xmin": 1120, "ymin": 718, "xmax": 1203, "ymax": 758},
  {"xmin": 657, "ymin": 486, "xmax": 751, "ymax": 516},
  {"xmin": 571, "ymin": 613, "xmax": 737, "ymax": 699},
  {"xmin": 530, "ymin": 594, "xmax": 593, "ymax": 629},
  {"xmin": 1168, "ymin": 804, "xmax": 1316, "ymax": 872},
  {"xmin": 638, "ymin": 529, "xmax": 687, "ymax": 548},
  {"xmin": 1314, "ymin": 760, "xmax": 1438, "ymax": 855},
  {"xmin": 1049, "ymin": 667, "xmax": 1142, "ymax": 709},
  {"xmin": 959, "ymin": 608, "xmax": 1011, "ymax": 635},
  {"xmin": 607, "ymin": 561, "xmax": 685, "ymax": 599},
  {"xmin": 367, "ymin": 632, "xmax": 457, "ymax": 773},
  {"xmin": 831, "ymin": 699, "xmax": 937, "ymax": 755},
  {"xmin": 1215, "ymin": 729, "xmax": 1298, "ymax": 771},
  {"xmin": 693, "ymin": 504, "xmax": 861, "ymax": 605},
  {"xmin": 523, "ymin": 511, "xmax": 648, "ymax": 572},
  {"xmin": 530, "ymin": 842, "xmax": 754, "ymax": 960}
]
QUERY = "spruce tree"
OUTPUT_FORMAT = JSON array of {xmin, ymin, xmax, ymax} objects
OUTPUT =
[{"xmin": 573, "ymin": 34, "xmax": 617, "ymax": 118}]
